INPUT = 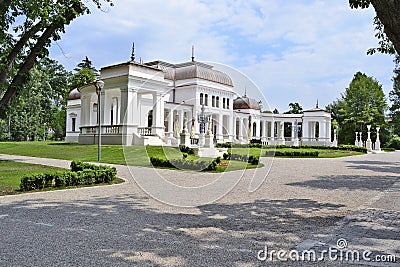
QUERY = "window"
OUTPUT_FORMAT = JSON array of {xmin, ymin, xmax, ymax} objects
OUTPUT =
[
  {"xmin": 223, "ymin": 98, "xmax": 226, "ymax": 109},
  {"xmin": 227, "ymin": 98, "xmax": 230, "ymax": 109},
  {"xmin": 72, "ymin": 118, "xmax": 76, "ymax": 132},
  {"xmin": 205, "ymin": 94, "xmax": 208, "ymax": 106},
  {"xmin": 110, "ymin": 107, "xmax": 114, "ymax": 125},
  {"xmin": 253, "ymin": 122, "xmax": 257, "ymax": 137},
  {"xmin": 200, "ymin": 93, "xmax": 203, "ymax": 105},
  {"xmin": 216, "ymin": 96, "xmax": 219, "ymax": 108},
  {"xmin": 212, "ymin": 96, "xmax": 215, "ymax": 107}
]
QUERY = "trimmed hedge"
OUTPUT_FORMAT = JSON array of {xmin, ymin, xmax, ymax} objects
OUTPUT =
[
  {"xmin": 215, "ymin": 143, "xmax": 367, "ymax": 153},
  {"xmin": 150, "ymin": 157, "xmax": 217, "ymax": 171},
  {"xmin": 179, "ymin": 145, "xmax": 195, "ymax": 155},
  {"xmin": 222, "ymin": 153, "xmax": 259, "ymax": 165},
  {"xmin": 20, "ymin": 161, "xmax": 117, "ymax": 192},
  {"xmin": 265, "ymin": 150, "xmax": 319, "ymax": 157}
]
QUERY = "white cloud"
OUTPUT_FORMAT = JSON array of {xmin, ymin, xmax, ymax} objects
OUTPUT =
[{"xmin": 49, "ymin": 0, "xmax": 394, "ymax": 112}]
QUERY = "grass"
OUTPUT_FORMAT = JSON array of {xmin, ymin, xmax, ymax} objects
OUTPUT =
[
  {"xmin": 0, "ymin": 160, "xmax": 64, "ymax": 195},
  {"xmin": 0, "ymin": 160, "xmax": 124, "ymax": 196},
  {"xmin": 0, "ymin": 142, "xmax": 261, "ymax": 172},
  {"xmin": 229, "ymin": 147, "xmax": 366, "ymax": 158},
  {"xmin": 0, "ymin": 142, "xmax": 365, "ymax": 177}
]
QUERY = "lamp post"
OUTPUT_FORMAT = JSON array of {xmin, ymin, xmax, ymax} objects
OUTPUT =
[
  {"xmin": 43, "ymin": 122, "xmax": 47, "ymax": 141},
  {"xmin": 95, "ymin": 80, "xmax": 105, "ymax": 161}
]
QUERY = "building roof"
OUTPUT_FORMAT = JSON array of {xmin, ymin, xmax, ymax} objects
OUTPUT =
[
  {"xmin": 67, "ymin": 88, "xmax": 81, "ymax": 100},
  {"xmin": 233, "ymin": 95, "xmax": 261, "ymax": 110},
  {"xmin": 145, "ymin": 61, "xmax": 233, "ymax": 86}
]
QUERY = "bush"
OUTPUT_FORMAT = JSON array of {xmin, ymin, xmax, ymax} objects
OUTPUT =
[
  {"xmin": 266, "ymin": 150, "xmax": 319, "ymax": 157},
  {"xmin": 20, "ymin": 161, "xmax": 117, "ymax": 192},
  {"xmin": 215, "ymin": 157, "xmax": 221, "ymax": 164},
  {"xmin": 386, "ymin": 136, "xmax": 400, "ymax": 150},
  {"xmin": 150, "ymin": 157, "xmax": 217, "ymax": 171},
  {"xmin": 179, "ymin": 145, "xmax": 195, "ymax": 155}
]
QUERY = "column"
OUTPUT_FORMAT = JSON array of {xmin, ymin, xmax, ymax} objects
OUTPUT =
[
  {"xmin": 291, "ymin": 121, "xmax": 295, "ymax": 140},
  {"xmin": 319, "ymin": 120, "xmax": 326, "ymax": 144},
  {"xmin": 80, "ymin": 95, "xmax": 87, "ymax": 127},
  {"xmin": 152, "ymin": 92, "xmax": 164, "ymax": 136},
  {"xmin": 270, "ymin": 121, "xmax": 275, "ymax": 141},
  {"xmin": 218, "ymin": 113, "xmax": 223, "ymax": 139},
  {"xmin": 366, "ymin": 125, "xmax": 372, "ymax": 151},
  {"xmin": 302, "ymin": 121, "xmax": 309, "ymax": 143},
  {"xmin": 120, "ymin": 87, "xmax": 139, "ymax": 140},
  {"xmin": 178, "ymin": 110, "xmax": 184, "ymax": 133}
]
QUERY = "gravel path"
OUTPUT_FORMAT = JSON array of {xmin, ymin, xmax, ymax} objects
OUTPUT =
[{"xmin": 0, "ymin": 152, "xmax": 399, "ymax": 266}]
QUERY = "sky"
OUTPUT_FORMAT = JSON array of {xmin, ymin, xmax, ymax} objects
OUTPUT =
[{"xmin": 49, "ymin": 0, "xmax": 394, "ymax": 112}]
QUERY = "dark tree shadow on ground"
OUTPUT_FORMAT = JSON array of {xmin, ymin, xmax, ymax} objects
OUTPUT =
[
  {"xmin": 286, "ymin": 175, "xmax": 399, "ymax": 191},
  {"xmin": 345, "ymin": 160, "xmax": 400, "ymax": 175},
  {"xmin": 0, "ymin": 195, "xmax": 347, "ymax": 267}
]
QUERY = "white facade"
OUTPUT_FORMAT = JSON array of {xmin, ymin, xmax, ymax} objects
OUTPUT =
[{"xmin": 66, "ymin": 59, "xmax": 333, "ymax": 146}]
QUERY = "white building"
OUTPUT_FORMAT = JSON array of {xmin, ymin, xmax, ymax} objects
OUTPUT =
[{"xmin": 66, "ymin": 58, "xmax": 333, "ymax": 147}]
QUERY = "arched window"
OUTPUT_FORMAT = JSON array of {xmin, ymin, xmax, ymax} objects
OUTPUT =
[
  {"xmin": 212, "ymin": 96, "xmax": 215, "ymax": 107},
  {"xmin": 227, "ymin": 98, "xmax": 230, "ymax": 109},
  {"xmin": 223, "ymin": 98, "xmax": 226, "ymax": 109},
  {"xmin": 200, "ymin": 93, "xmax": 203, "ymax": 105},
  {"xmin": 216, "ymin": 96, "xmax": 220, "ymax": 108},
  {"xmin": 253, "ymin": 122, "xmax": 257, "ymax": 137},
  {"xmin": 205, "ymin": 94, "xmax": 208, "ymax": 106}
]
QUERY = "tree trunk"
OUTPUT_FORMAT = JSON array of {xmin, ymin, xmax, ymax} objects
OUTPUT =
[{"xmin": 371, "ymin": 0, "xmax": 400, "ymax": 55}]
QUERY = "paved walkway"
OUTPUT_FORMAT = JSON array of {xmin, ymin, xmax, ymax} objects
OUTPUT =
[{"xmin": 0, "ymin": 152, "xmax": 399, "ymax": 266}]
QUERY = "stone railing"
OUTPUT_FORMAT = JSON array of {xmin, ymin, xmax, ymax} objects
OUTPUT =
[
  {"xmin": 80, "ymin": 125, "xmax": 122, "ymax": 135},
  {"xmin": 138, "ymin": 127, "xmax": 153, "ymax": 136},
  {"xmin": 105, "ymin": 125, "xmax": 122, "ymax": 134}
]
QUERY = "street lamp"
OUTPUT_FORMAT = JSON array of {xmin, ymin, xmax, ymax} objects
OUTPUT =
[{"xmin": 94, "ymin": 79, "xmax": 105, "ymax": 161}]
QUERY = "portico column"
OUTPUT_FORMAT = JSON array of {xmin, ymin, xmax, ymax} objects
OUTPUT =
[
  {"xmin": 152, "ymin": 92, "xmax": 164, "ymax": 136},
  {"xmin": 291, "ymin": 121, "xmax": 295, "ymax": 140},
  {"xmin": 302, "ymin": 121, "xmax": 309, "ymax": 142},
  {"xmin": 168, "ymin": 109, "xmax": 174, "ymax": 133},
  {"xmin": 218, "ymin": 113, "xmax": 223, "ymax": 139},
  {"xmin": 80, "ymin": 95, "xmax": 87, "ymax": 126},
  {"xmin": 270, "ymin": 121, "xmax": 275, "ymax": 141},
  {"xmin": 178, "ymin": 110, "xmax": 184, "ymax": 133},
  {"xmin": 319, "ymin": 120, "xmax": 326, "ymax": 144}
]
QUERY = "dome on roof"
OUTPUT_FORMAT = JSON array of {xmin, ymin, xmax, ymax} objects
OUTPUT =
[
  {"xmin": 233, "ymin": 96, "xmax": 261, "ymax": 110},
  {"xmin": 174, "ymin": 63, "xmax": 233, "ymax": 86},
  {"xmin": 67, "ymin": 88, "xmax": 81, "ymax": 100}
]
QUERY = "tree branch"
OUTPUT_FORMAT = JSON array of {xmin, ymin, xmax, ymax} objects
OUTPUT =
[
  {"xmin": 0, "ymin": 2, "xmax": 84, "ymax": 114},
  {"xmin": 0, "ymin": 21, "xmax": 44, "ymax": 96},
  {"xmin": 370, "ymin": 0, "xmax": 400, "ymax": 55}
]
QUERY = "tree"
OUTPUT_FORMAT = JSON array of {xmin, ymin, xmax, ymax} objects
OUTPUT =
[
  {"xmin": 2, "ymin": 58, "xmax": 70, "ymax": 141},
  {"xmin": 389, "ymin": 55, "xmax": 400, "ymax": 135},
  {"xmin": 0, "ymin": 0, "xmax": 113, "ymax": 115},
  {"xmin": 70, "ymin": 57, "xmax": 98, "ymax": 89},
  {"xmin": 284, "ymin": 102, "xmax": 303, "ymax": 114},
  {"xmin": 327, "ymin": 72, "xmax": 387, "ymax": 144},
  {"xmin": 349, "ymin": 0, "xmax": 399, "ymax": 55}
]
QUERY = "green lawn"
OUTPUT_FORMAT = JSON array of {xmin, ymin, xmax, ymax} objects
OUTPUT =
[
  {"xmin": 0, "ymin": 142, "xmax": 261, "ymax": 172},
  {"xmin": 0, "ymin": 160, "xmax": 65, "ymax": 195},
  {"xmin": 229, "ymin": 147, "xmax": 366, "ymax": 158}
]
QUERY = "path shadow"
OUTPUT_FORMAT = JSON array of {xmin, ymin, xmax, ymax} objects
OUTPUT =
[
  {"xmin": 0, "ymin": 195, "xmax": 344, "ymax": 266},
  {"xmin": 286, "ymin": 175, "xmax": 399, "ymax": 191},
  {"xmin": 346, "ymin": 160, "xmax": 400, "ymax": 175}
]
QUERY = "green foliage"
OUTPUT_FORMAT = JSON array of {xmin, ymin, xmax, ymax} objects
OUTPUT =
[
  {"xmin": 349, "ymin": 0, "xmax": 395, "ymax": 55},
  {"xmin": 389, "ymin": 55, "xmax": 400, "ymax": 136},
  {"xmin": 284, "ymin": 102, "xmax": 303, "ymax": 114},
  {"xmin": 0, "ymin": 1, "xmax": 113, "ymax": 112},
  {"xmin": 326, "ymin": 72, "xmax": 387, "ymax": 145},
  {"xmin": 265, "ymin": 150, "xmax": 319, "ymax": 157},
  {"xmin": 0, "ymin": 58, "xmax": 70, "ymax": 141},
  {"xmin": 70, "ymin": 57, "xmax": 98, "ymax": 89},
  {"xmin": 386, "ymin": 135, "xmax": 400, "ymax": 150},
  {"xmin": 179, "ymin": 145, "xmax": 195, "ymax": 155},
  {"xmin": 20, "ymin": 160, "xmax": 117, "ymax": 191},
  {"xmin": 222, "ymin": 153, "xmax": 259, "ymax": 165},
  {"xmin": 149, "ymin": 157, "xmax": 217, "ymax": 171}
]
